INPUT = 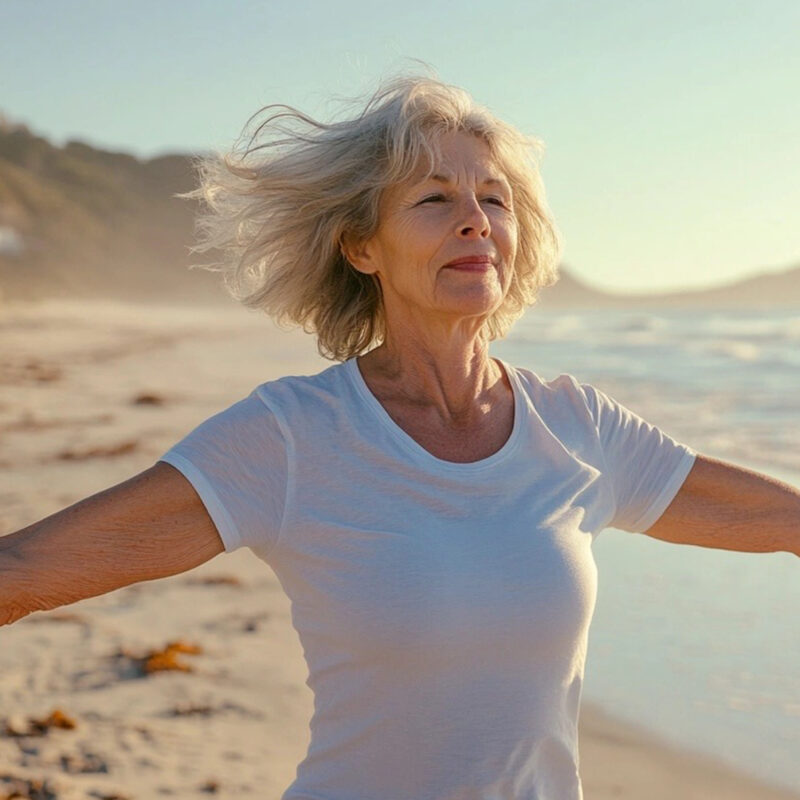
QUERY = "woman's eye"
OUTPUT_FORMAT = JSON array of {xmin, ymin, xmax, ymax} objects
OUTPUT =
[{"xmin": 416, "ymin": 194, "xmax": 509, "ymax": 208}]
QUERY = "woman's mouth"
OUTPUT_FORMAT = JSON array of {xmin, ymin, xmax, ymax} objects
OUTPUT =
[{"xmin": 442, "ymin": 256, "xmax": 494, "ymax": 272}]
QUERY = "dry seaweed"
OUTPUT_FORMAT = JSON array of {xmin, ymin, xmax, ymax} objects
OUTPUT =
[
  {"xmin": 186, "ymin": 575, "xmax": 242, "ymax": 587},
  {"xmin": 0, "ymin": 773, "xmax": 59, "ymax": 799},
  {"xmin": 131, "ymin": 392, "xmax": 166, "ymax": 406},
  {"xmin": 3, "ymin": 710, "xmax": 77, "ymax": 738},
  {"xmin": 56, "ymin": 440, "xmax": 138, "ymax": 461},
  {"xmin": 114, "ymin": 640, "xmax": 204, "ymax": 676}
]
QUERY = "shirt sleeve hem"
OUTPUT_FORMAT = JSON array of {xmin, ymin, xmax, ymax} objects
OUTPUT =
[
  {"xmin": 630, "ymin": 448, "xmax": 698, "ymax": 533},
  {"xmin": 158, "ymin": 451, "xmax": 244, "ymax": 553}
]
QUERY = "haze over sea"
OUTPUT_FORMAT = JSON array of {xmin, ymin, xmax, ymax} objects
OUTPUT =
[{"xmin": 494, "ymin": 308, "xmax": 800, "ymax": 793}]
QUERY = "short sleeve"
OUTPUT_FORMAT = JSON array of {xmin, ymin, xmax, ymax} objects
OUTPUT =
[
  {"xmin": 158, "ymin": 391, "xmax": 288, "ymax": 558},
  {"xmin": 579, "ymin": 383, "xmax": 696, "ymax": 533}
]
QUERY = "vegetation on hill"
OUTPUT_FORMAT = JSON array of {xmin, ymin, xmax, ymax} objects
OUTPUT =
[{"xmin": 0, "ymin": 118, "xmax": 223, "ymax": 302}]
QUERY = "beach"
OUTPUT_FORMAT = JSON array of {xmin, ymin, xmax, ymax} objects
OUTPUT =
[{"xmin": 1, "ymin": 299, "xmax": 797, "ymax": 800}]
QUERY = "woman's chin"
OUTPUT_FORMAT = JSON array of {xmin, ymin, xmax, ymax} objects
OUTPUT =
[
  {"xmin": 438, "ymin": 281, "xmax": 505, "ymax": 316},
  {"xmin": 436, "ymin": 295, "xmax": 505, "ymax": 322}
]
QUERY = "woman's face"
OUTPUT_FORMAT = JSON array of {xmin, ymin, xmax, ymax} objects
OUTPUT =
[{"xmin": 347, "ymin": 130, "xmax": 518, "ymax": 331}]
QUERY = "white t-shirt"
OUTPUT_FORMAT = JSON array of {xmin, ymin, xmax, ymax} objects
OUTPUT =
[{"xmin": 160, "ymin": 358, "xmax": 696, "ymax": 800}]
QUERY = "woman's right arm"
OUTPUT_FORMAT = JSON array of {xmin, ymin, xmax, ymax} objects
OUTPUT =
[{"xmin": 1, "ymin": 462, "xmax": 225, "ymax": 626}]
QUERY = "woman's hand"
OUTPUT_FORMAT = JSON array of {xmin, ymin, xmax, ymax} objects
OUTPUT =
[
  {"xmin": 0, "ymin": 462, "xmax": 224, "ymax": 626},
  {"xmin": 645, "ymin": 454, "xmax": 800, "ymax": 557}
]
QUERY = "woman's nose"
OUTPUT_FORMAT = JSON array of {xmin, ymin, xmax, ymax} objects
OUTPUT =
[{"xmin": 456, "ymin": 196, "xmax": 490, "ymax": 238}]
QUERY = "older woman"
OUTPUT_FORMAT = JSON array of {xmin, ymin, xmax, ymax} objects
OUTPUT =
[{"xmin": 2, "ymin": 76, "xmax": 798, "ymax": 800}]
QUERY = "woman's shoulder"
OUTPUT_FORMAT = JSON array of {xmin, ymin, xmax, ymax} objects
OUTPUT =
[
  {"xmin": 505, "ymin": 364, "xmax": 607, "ymax": 457},
  {"xmin": 506, "ymin": 363, "xmax": 592, "ymax": 409},
  {"xmin": 250, "ymin": 360, "xmax": 354, "ymax": 422}
]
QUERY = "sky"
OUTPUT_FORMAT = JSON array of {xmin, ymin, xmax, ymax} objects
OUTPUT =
[{"xmin": 1, "ymin": 0, "xmax": 798, "ymax": 294}]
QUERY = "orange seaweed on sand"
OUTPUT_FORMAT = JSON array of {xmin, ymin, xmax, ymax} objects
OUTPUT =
[
  {"xmin": 143, "ymin": 640, "xmax": 203, "ymax": 674},
  {"xmin": 37, "ymin": 709, "xmax": 76, "ymax": 730},
  {"xmin": 3, "ymin": 709, "xmax": 77, "ymax": 737}
]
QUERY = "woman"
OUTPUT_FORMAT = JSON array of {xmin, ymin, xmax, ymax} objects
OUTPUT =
[{"xmin": 2, "ymin": 76, "xmax": 798, "ymax": 800}]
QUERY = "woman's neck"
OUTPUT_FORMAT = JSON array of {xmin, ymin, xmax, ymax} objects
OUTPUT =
[{"xmin": 356, "ymin": 327, "xmax": 505, "ymax": 424}]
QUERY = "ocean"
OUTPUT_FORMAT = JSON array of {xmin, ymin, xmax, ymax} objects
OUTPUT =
[{"xmin": 493, "ymin": 307, "xmax": 800, "ymax": 793}]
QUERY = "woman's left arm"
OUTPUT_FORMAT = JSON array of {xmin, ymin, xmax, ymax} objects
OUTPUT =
[{"xmin": 645, "ymin": 454, "xmax": 800, "ymax": 557}]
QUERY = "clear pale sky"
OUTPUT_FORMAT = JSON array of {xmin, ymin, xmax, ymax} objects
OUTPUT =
[{"xmin": 2, "ymin": 0, "xmax": 798, "ymax": 293}]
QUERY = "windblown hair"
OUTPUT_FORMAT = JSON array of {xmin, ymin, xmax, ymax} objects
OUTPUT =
[{"xmin": 180, "ymin": 75, "xmax": 561, "ymax": 360}]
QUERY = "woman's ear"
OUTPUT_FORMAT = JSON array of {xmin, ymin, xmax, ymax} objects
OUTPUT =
[{"xmin": 340, "ymin": 232, "xmax": 378, "ymax": 276}]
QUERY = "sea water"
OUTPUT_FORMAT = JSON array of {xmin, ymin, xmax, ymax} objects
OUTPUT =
[{"xmin": 493, "ymin": 308, "xmax": 800, "ymax": 793}]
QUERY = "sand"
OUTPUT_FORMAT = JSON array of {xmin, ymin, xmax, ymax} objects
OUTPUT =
[{"xmin": 1, "ymin": 299, "xmax": 797, "ymax": 800}]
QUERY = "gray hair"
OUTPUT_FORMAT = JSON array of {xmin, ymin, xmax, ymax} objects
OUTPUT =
[{"xmin": 179, "ymin": 75, "xmax": 561, "ymax": 360}]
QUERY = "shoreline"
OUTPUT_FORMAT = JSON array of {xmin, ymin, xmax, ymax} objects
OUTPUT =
[{"xmin": 579, "ymin": 702, "xmax": 799, "ymax": 799}]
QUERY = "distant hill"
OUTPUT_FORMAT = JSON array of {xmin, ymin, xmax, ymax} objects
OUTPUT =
[
  {"xmin": 0, "ymin": 116, "xmax": 223, "ymax": 303},
  {"xmin": 537, "ymin": 262, "xmax": 800, "ymax": 310},
  {"xmin": 616, "ymin": 264, "xmax": 800, "ymax": 309},
  {"xmin": 538, "ymin": 266, "xmax": 800, "ymax": 311},
  {"xmin": 534, "ymin": 268, "xmax": 618, "ymax": 309},
  {"xmin": 1, "ymin": 117, "xmax": 798, "ymax": 309}
]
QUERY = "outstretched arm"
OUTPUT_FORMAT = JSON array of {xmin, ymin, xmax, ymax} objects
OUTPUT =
[
  {"xmin": 0, "ymin": 462, "xmax": 224, "ymax": 626},
  {"xmin": 645, "ymin": 454, "xmax": 800, "ymax": 556}
]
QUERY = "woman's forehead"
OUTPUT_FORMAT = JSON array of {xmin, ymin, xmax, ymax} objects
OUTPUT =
[
  {"xmin": 421, "ymin": 131, "xmax": 499, "ymax": 177},
  {"xmin": 401, "ymin": 139, "xmax": 509, "ymax": 190}
]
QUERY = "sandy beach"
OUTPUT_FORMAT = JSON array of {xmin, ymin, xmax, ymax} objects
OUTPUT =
[{"xmin": 1, "ymin": 300, "xmax": 797, "ymax": 800}]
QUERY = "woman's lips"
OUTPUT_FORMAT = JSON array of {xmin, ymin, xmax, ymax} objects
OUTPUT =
[{"xmin": 442, "ymin": 256, "xmax": 494, "ymax": 271}]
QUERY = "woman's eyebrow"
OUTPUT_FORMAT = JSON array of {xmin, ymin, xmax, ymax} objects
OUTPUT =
[{"xmin": 426, "ymin": 173, "xmax": 510, "ymax": 189}]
